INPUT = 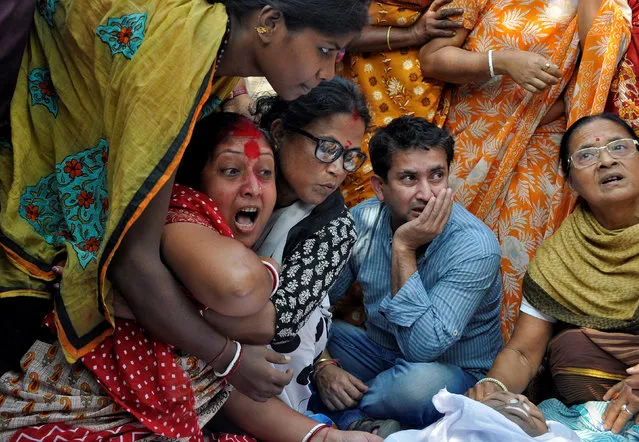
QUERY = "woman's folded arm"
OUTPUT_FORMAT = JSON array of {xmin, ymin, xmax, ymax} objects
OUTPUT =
[{"xmin": 161, "ymin": 222, "xmax": 273, "ymax": 317}]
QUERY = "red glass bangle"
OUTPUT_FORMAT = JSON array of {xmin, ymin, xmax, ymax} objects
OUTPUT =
[{"xmin": 206, "ymin": 336, "xmax": 229, "ymax": 368}]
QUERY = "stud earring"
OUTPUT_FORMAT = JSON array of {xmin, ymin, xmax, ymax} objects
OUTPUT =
[{"xmin": 255, "ymin": 26, "xmax": 268, "ymax": 34}]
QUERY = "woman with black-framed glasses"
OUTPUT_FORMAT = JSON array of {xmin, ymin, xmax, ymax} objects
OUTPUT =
[
  {"xmin": 288, "ymin": 126, "xmax": 369, "ymax": 173},
  {"xmin": 254, "ymin": 76, "xmax": 370, "ymax": 413}
]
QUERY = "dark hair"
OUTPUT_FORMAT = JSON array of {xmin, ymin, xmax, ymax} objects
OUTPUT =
[
  {"xmin": 254, "ymin": 76, "xmax": 371, "ymax": 135},
  {"xmin": 176, "ymin": 112, "xmax": 268, "ymax": 189},
  {"xmin": 368, "ymin": 116, "xmax": 454, "ymax": 181},
  {"xmin": 208, "ymin": 0, "xmax": 369, "ymax": 36},
  {"xmin": 559, "ymin": 113, "xmax": 638, "ymax": 177}
]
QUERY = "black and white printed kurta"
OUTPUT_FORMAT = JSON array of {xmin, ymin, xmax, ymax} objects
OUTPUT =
[{"xmin": 258, "ymin": 191, "xmax": 356, "ymax": 412}]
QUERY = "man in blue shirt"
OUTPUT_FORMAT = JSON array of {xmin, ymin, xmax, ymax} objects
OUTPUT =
[{"xmin": 314, "ymin": 116, "xmax": 503, "ymax": 430}]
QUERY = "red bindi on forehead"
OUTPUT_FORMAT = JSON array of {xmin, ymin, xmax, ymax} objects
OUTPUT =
[
  {"xmin": 595, "ymin": 137, "xmax": 600, "ymax": 142},
  {"xmin": 345, "ymin": 140, "xmax": 353, "ymax": 148},
  {"xmin": 244, "ymin": 139, "xmax": 260, "ymax": 159}
]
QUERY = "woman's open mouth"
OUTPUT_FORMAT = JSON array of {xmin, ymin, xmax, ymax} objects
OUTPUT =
[
  {"xmin": 234, "ymin": 207, "xmax": 259, "ymax": 233},
  {"xmin": 600, "ymin": 174, "xmax": 624, "ymax": 186}
]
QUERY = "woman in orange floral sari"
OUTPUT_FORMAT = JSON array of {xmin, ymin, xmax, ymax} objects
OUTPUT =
[{"xmin": 419, "ymin": 0, "xmax": 631, "ymax": 339}]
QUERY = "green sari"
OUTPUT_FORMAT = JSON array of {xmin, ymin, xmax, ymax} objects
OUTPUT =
[{"xmin": 524, "ymin": 204, "xmax": 639, "ymax": 403}]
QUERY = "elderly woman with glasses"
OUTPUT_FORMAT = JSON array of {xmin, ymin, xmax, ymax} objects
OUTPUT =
[
  {"xmin": 465, "ymin": 112, "xmax": 639, "ymax": 440},
  {"xmin": 203, "ymin": 77, "xmax": 382, "ymax": 434}
]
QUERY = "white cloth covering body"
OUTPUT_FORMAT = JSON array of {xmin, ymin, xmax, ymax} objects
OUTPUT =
[{"xmin": 384, "ymin": 390, "xmax": 581, "ymax": 442}]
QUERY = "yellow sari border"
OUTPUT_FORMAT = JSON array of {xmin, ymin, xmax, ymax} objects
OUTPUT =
[
  {"xmin": 0, "ymin": 290, "xmax": 51, "ymax": 300},
  {"xmin": 554, "ymin": 367, "xmax": 626, "ymax": 382},
  {"xmin": 0, "ymin": 243, "xmax": 56, "ymax": 281}
]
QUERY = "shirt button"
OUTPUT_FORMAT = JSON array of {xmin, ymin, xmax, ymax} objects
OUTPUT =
[{"xmin": 453, "ymin": 330, "xmax": 458, "ymax": 336}]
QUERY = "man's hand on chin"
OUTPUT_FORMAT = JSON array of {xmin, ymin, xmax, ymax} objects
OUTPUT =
[{"xmin": 393, "ymin": 188, "xmax": 453, "ymax": 252}]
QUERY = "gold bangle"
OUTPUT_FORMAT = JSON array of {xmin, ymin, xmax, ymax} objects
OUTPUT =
[
  {"xmin": 314, "ymin": 357, "xmax": 341, "ymax": 367},
  {"xmin": 386, "ymin": 26, "xmax": 393, "ymax": 51},
  {"xmin": 314, "ymin": 357, "xmax": 333, "ymax": 366}
]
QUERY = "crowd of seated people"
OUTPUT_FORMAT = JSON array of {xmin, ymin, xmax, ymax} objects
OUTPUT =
[{"xmin": 0, "ymin": 0, "xmax": 638, "ymax": 441}]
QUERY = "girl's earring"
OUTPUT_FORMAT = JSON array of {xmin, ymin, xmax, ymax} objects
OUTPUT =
[{"xmin": 255, "ymin": 26, "xmax": 268, "ymax": 35}]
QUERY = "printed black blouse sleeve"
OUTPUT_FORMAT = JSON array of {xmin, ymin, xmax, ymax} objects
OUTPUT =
[{"xmin": 270, "ymin": 213, "xmax": 357, "ymax": 344}]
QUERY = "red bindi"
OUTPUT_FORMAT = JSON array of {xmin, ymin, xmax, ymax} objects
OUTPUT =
[
  {"xmin": 595, "ymin": 137, "xmax": 600, "ymax": 142},
  {"xmin": 346, "ymin": 140, "xmax": 353, "ymax": 148},
  {"xmin": 244, "ymin": 139, "xmax": 260, "ymax": 159}
]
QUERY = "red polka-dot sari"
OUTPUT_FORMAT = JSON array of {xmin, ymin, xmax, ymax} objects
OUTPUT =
[
  {"xmin": 81, "ymin": 184, "xmax": 236, "ymax": 440},
  {"xmin": 1, "ymin": 184, "xmax": 251, "ymax": 441}
]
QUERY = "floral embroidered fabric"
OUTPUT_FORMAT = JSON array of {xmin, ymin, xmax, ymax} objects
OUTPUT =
[
  {"xmin": 19, "ymin": 139, "xmax": 109, "ymax": 268},
  {"xmin": 96, "ymin": 13, "xmax": 148, "ymax": 59},
  {"xmin": 27, "ymin": 68, "xmax": 58, "ymax": 116}
]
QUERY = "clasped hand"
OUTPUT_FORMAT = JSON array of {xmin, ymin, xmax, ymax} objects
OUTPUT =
[{"xmin": 315, "ymin": 364, "xmax": 368, "ymax": 411}]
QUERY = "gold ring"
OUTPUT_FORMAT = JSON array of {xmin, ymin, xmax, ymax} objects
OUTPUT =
[{"xmin": 543, "ymin": 62, "xmax": 551, "ymax": 71}]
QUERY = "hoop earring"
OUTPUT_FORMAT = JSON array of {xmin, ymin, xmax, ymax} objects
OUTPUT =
[{"xmin": 255, "ymin": 26, "xmax": 268, "ymax": 35}]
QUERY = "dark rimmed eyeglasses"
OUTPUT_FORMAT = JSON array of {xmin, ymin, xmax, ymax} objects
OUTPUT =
[
  {"xmin": 569, "ymin": 138, "xmax": 639, "ymax": 169},
  {"xmin": 289, "ymin": 127, "xmax": 367, "ymax": 173}
]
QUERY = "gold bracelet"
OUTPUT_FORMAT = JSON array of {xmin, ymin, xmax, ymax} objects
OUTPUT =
[
  {"xmin": 313, "ymin": 360, "xmax": 341, "ymax": 381},
  {"xmin": 314, "ymin": 357, "xmax": 333, "ymax": 366},
  {"xmin": 314, "ymin": 357, "xmax": 341, "ymax": 367},
  {"xmin": 386, "ymin": 26, "xmax": 393, "ymax": 51}
]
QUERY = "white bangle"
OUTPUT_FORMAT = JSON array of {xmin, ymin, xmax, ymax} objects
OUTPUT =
[
  {"xmin": 301, "ymin": 423, "xmax": 328, "ymax": 442},
  {"xmin": 477, "ymin": 377, "xmax": 508, "ymax": 392},
  {"xmin": 214, "ymin": 340, "xmax": 241, "ymax": 377},
  {"xmin": 261, "ymin": 260, "xmax": 280, "ymax": 296},
  {"xmin": 488, "ymin": 50, "xmax": 495, "ymax": 78}
]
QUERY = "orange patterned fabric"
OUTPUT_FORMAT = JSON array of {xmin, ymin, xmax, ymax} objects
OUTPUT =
[
  {"xmin": 440, "ymin": 0, "xmax": 631, "ymax": 339},
  {"xmin": 338, "ymin": 1, "xmax": 450, "ymax": 207},
  {"xmin": 606, "ymin": 0, "xmax": 639, "ymax": 133}
]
